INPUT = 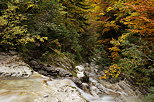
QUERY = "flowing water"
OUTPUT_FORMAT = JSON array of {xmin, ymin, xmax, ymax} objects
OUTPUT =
[
  {"xmin": 0, "ymin": 73, "xmax": 114, "ymax": 102},
  {"xmin": 0, "ymin": 73, "xmax": 49, "ymax": 102},
  {"xmin": 0, "ymin": 52, "xmax": 142, "ymax": 102}
]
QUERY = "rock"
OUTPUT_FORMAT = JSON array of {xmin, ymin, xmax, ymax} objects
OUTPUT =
[
  {"xmin": 29, "ymin": 60, "xmax": 73, "ymax": 78},
  {"xmin": 76, "ymin": 65, "xmax": 84, "ymax": 72},
  {"xmin": 77, "ymin": 71, "xmax": 85, "ymax": 78},
  {"xmin": 9, "ymin": 50, "xmax": 18, "ymax": 55},
  {"xmin": 72, "ymin": 77, "xmax": 82, "ymax": 88},
  {"xmin": 0, "ymin": 52, "xmax": 142, "ymax": 102},
  {"xmin": 29, "ymin": 60, "xmax": 44, "ymax": 71},
  {"xmin": 43, "ymin": 65, "xmax": 55, "ymax": 71},
  {"xmin": 0, "ymin": 52, "xmax": 33, "ymax": 78},
  {"xmin": 55, "ymin": 68, "xmax": 72, "ymax": 77},
  {"xmin": 76, "ymin": 65, "xmax": 85, "ymax": 79},
  {"xmin": 29, "ymin": 60, "xmax": 38, "ymax": 66},
  {"xmin": 39, "ymin": 65, "xmax": 72, "ymax": 77},
  {"xmin": 80, "ymin": 72, "xmax": 89, "ymax": 83},
  {"xmin": 81, "ymin": 83, "xmax": 90, "ymax": 93},
  {"xmin": 39, "ymin": 70, "xmax": 48, "ymax": 76},
  {"xmin": 0, "ymin": 75, "xmax": 87, "ymax": 102},
  {"xmin": 76, "ymin": 63, "xmax": 143, "ymax": 102},
  {"xmin": 76, "ymin": 65, "xmax": 89, "ymax": 83}
]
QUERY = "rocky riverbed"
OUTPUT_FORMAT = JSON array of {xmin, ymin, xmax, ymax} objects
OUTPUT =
[{"xmin": 0, "ymin": 52, "xmax": 143, "ymax": 102}]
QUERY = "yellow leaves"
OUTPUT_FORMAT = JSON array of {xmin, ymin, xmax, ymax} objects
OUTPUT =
[
  {"xmin": 93, "ymin": 0, "xmax": 102, "ymax": 4},
  {"xmin": 110, "ymin": 52, "xmax": 120, "ymax": 59},
  {"xmin": 99, "ymin": 74, "xmax": 107, "ymax": 79},
  {"xmin": 118, "ymin": 33, "xmax": 130, "ymax": 43},
  {"xmin": 33, "ymin": 35, "xmax": 48, "ymax": 42},
  {"xmin": 40, "ymin": 38, "xmax": 45, "ymax": 42},
  {"xmin": 42, "ymin": 37, "xmax": 48, "ymax": 40},
  {"xmin": 91, "ymin": 3, "xmax": 104, "ymax": 15},
  {"xmin": 109, "ymin": 38, "xmax": 121, "ymax": 59},
  {"xmin": 102, "ymin": 28, "xmax": 110, "ymax": 33},
  {"xmin": 98, "ymin": 13, "xmax": 105, "ymax": 15},
  {"xmin": 110, "ymin": 38, "xmax": 120, "ymax": 46},
  {"xmin": 109, "ymin": 47, "xmax": 120, "ymax": 52},
  {"xmin": 27, "ymin": 2, "xmax": 36, "ymax": 10},
  {"xmin": 18, "ymin": 35, "xmax": 48, "ymax": 44},
  {"xmin": 7, "ymin": 5, "xmax": 18, "ymax": 11},
  {"xmin": 99, "ymin": 64, "xmax": 122, "ymax": 79},
  {"xmin": 14, "ymin": 0, "xmax": 20, "ymax": 3},
  {"xmin": 130, "ymin": 12, "xmax": 140, "ymax": 17},
  {"xmin": 0, "ymin": 17, "xmax": 8, "ymax": 26},
  {"xmin": 102, "ymin": 22, "xmax": 120, "ymax": 32},
  {"xmin": 110, "ymin": 21, "xmax": 115, "ymax": 24},
  {"xmin": 18, "ymin": 37, "xmax": 35, "ymax": 44},
  {"xmin": 11, "ymin": 26, "xmax": 25, "ymax": 35},
  {"xmin": 97, "ymin": 39, "xmax": 110, "ymax": 44},
  {"xmin": 106, "ymin": 7, "xmax": 114, "ymax": 12},
  {"xmin": 94, "ymin": 6, "xmax": 101, "ymax": 11},
  {"xmin": 0, "ymin": 3, "xmax": 48, "ymax": 47}
]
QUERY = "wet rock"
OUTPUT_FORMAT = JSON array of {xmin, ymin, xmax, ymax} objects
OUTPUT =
[
  {"xmin": 81, "ymin": 83, "xmax": 90, "ymax": 93},
  {"xmin": 29, "ymin": 60, "xmax": 38, "ymax": 67},
  {"xmin": 80, "ymin": 72, "xmax": 89, "ymax": 83},
  {"xmin": 76, "ymin": 65, "xmax": 85, "ymax": 79},
  {"xmin": 9, "ymin": 50, "xmax": 18, "ymax": 55},
  {"xmin": 55, "ymin": 68, "xmax": 72, "ymax": 77},
  {"xmin": 75, "ymin": 63, "xmax": 143, "ymax": 102},
  {"xmin": 0, "ymin": 52, "xmax": 33, "ymax": 78},
  {"xmin": 0, "ymin": 51, "xmax": 143, "ymax": 102},
  {"xmin": 0, "ymin": 74, "xmax": 87, "ymax": 102},
  {"xmin": 39, "ymin": 70, "xmax": 48, "ymax": 76},
  {"xmin": 29, "ymin": 60, "xmax": 73, "ymax": 78},
  {"xmin": 29, "ymin": 60, "xmax": 44, "ymax": 71},
  {"xmin": 72, "ymin": 77, "xmax": 82, "ymax": 88}
]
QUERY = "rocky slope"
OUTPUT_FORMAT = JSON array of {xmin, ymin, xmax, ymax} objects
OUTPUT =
[
  {"xmin": 0, "ymin": 52, "xmax": 87, "ymax": 102},
  {"xmin": 0, "ymin": 51, "xmax": 143, "ymax": 102},
  {"xmin": 0, "ymin": 51, "xmax": 33, "ymax": 78}
]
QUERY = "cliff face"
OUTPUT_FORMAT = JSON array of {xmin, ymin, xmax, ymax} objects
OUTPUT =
[{"xmin": 0, "ymin": 52, "xmax": 143, "ymax": 102}]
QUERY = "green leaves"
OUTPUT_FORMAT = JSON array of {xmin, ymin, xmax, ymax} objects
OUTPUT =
[{"xmin": 0, "ymin": 3, "xmax": 47, "ymax": 49}]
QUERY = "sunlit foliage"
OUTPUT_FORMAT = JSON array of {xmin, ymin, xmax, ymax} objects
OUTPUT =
[{"xmin": 0, "ymin": 3, "xmax": 47, "ymax": 49}]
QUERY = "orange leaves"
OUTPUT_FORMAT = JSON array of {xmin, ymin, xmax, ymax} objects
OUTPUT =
[
  {"xmin": 124, "ymin": 0, "xmax": 154, "ymax": 14},
  {"xmin": 93, "ymin": 0, "xmax": 103, "ymax": 4},
  {"xmin": 110, "ymin": 52, "xmax": 120, "ymax": 59},
  {"xmin": 122, "ymin": 0, "xmax": 154, "ymax": 37},
  {"xmin": 97, "ymin": 1, "xmax": 153, "ymax": 87},
  {"xmin": 122, "ymin": 16, "xmax": 154, "ymax": 37},
  {"xmin": 121, "ymin": 0, "xmax": 154, "ymax": 50},
  {"xmin": 109, "ymin": 47, "xmax": 120, "ymax": 52}
]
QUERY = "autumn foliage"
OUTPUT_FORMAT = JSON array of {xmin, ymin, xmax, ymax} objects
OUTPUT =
[
  {"xmin": 94, "ymin": 0, "xmax": 154, "ymax": 90},
  {"xmin": 0, "ymin": 0, "xmax": 153, "ymax": 98}
]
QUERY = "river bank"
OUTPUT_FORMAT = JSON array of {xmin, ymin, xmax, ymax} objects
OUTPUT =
[{"xmin": 0, "ymin": 51, "xmax": 143, "ymax": 102}]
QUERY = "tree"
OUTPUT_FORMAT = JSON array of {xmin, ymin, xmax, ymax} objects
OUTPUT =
[
  {"xmin": 0, "ymin": 2, "xmax": 47, "ymax": 50},
  {"xmin": 95, "ymin": 0, "xmax": 154, "ymax": 90}
]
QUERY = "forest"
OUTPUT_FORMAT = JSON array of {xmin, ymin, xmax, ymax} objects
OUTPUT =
[{"xmin": 0, "ymin": 0, "xmax": 153, "ymax": 101}]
